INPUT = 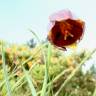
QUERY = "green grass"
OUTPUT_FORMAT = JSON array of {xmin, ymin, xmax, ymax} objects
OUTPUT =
[
  {"xmin": 1, "ymin": 43, "xmax": 12, "ymax": 96},
  {"xmin": 0, "ymin": 40, "xmax": 96, "ymax": 96},
  {"xmin": 55, "ymin": 49, "xmax": 96, "ymax": 96},
  {"xmin": 22, "ymin": 64, "xmax": 37, "ymax": 96}
]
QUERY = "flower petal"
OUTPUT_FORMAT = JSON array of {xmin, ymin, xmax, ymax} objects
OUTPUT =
[
  {"xmin": 48, "ymin": 9, "xmax": 77, "ymax": 33},
  {"xmin": 49, "ymin": 9, "xmax": 76, "ymax": 22},
  {"xmin": 47, "ymin": 9, "xmax": 85, "ymax": 51},
  {"xmin": 67, "ymin": 42, "xmax": 77, "ymax": 50}
]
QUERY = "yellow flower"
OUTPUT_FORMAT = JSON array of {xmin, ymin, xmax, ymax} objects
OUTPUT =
[
  {"xmin": 66, "ymin": 57, "xmax": 76, "ymax": 68},
  {"xmin": 27, "ymin": 61, "xmax": 32, "ymax": 68}
]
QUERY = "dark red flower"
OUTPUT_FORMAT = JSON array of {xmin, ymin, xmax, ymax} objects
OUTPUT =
[{"xmin": 47, "ymin": 10, "xmax": 85, "ymax": 50}]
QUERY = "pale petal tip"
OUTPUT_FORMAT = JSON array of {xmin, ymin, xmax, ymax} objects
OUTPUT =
[{"xmin": 49, "ymin": 9, "xmax": 76, "ymax": 22}]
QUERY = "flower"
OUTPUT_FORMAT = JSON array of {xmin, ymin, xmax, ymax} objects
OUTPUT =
[{"xmin": 47, "ymin": 9, "xmax": 85, "ymax": 50}]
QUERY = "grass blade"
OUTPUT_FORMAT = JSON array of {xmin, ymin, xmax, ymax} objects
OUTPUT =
[
  {"xmin": 46, "ymin": 43, "xmax": 52, "ymax": 95},
  {"xmin": 29, "ymin": 29, "xmax": 40, "ymax": 42},
  {"xmin": 1, "ymin": 44, "xmax": 12, "ymax": 96},
  {"xmin": 29, "ymin": 29, "xmax": 49, "ymax": 96},
  {"xmin": 93, "ymin": 85, "xmax": 96, "ymax": 96},
  {"xmin": 21, "ymin": 64, "xmax": 37, "ymax": 96},
  {"xmin": 40, "ymin": 48, "xmax": 48, "ymax": 96}
]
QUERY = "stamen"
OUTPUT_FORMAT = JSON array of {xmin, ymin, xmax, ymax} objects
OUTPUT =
[
  {"xmin": 59, "ymin": 21, "xmax": 74, "ymax": 40},
  {"xmin": 68, "ymin": 32, "xmax": 74, "ymax": 37},
  {"xmin": 64, "ymin": 30, "xmax": 74, "ymax": 40}
]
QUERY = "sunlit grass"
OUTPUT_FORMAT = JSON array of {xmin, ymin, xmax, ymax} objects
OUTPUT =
[
  {"xmin": 55, "ymin": 49, "xmax": 96, "ymax": 96},
  {"xmin": 21, "ymin": 64, "xmax": 37, "ymax": 96},
  {"xmin": 1, "ymin": 43, "xmax": 12, "ymax": 96},
  {"xmin": 0, "ymin": 39, "xmax": 96, "ymax": 96}
]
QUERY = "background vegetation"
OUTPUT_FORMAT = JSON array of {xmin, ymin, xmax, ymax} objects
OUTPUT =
[{"xmin": 0, "ymin": 40, "xmax": 96, "ymax": 96}]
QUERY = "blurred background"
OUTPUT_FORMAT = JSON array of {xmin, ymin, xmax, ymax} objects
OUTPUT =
[{"xmin": 0, "ymin": 0, "xmax": 96, "ymax": 49}]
